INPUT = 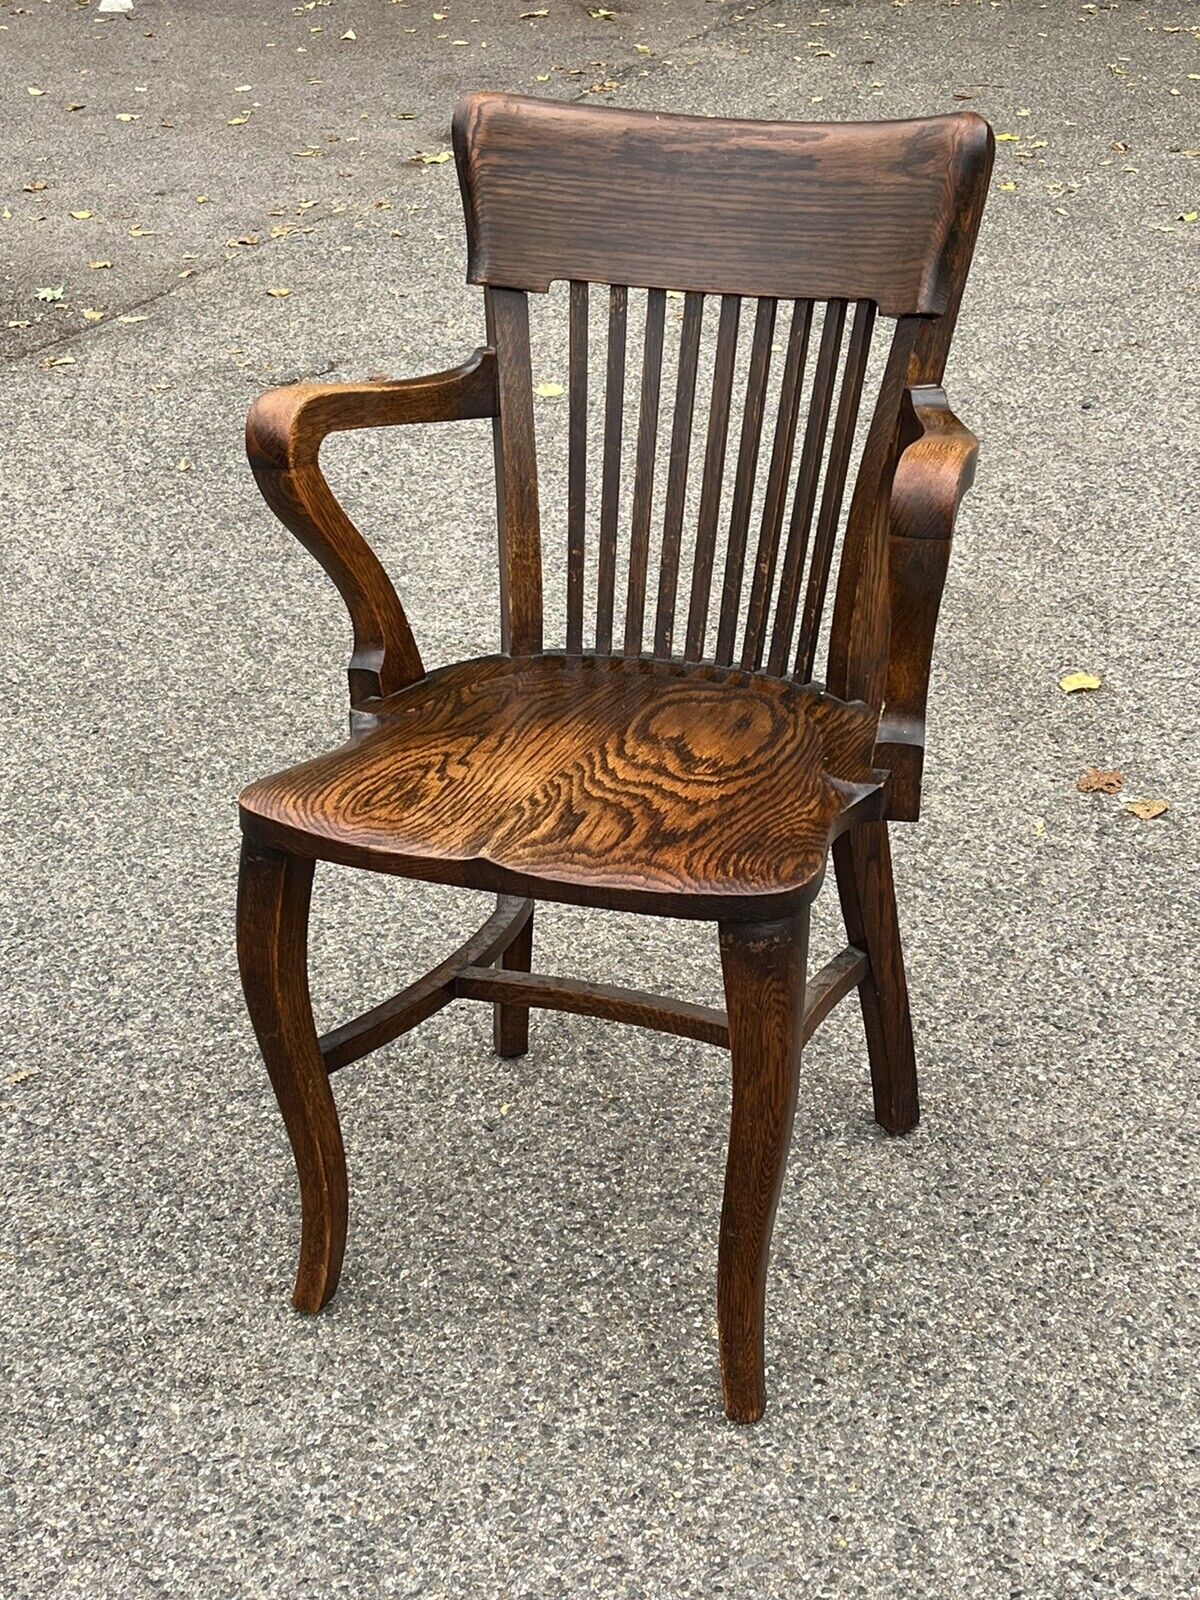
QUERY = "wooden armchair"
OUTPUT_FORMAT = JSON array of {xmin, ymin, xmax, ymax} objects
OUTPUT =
[{"xmin": 237, "ymin": 94, "xmax": 993, "ymax": 1422}]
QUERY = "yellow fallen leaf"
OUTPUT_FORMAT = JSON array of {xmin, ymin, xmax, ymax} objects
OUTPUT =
[
  {"xmin": 995, "ymin": 132, "xmax": 1020, "ymax": 142},
  {"xmin": 176, "ymin": 459, "xmax": 192, "ymax": 472},
  {"xmin": 533, "ymin": 381, "xmax": 564, "ymax": 399},
  {"xmin": 1058, "ymin": 670, "xmax": 1101, "ymax": 694},
  {"xmin": 117, "ymin": 313, "xmax": 149, "ymax": 324},
  {"xmin": 5, "ymin": 1068, "xmax": 39, "ymax": 1086},
  {"xmin": 415, "ymin": 149, "xmax": 452, "ymax": 164},
  {"xmin": 228, "ymin": 115, "xmax": 251, "ymax": 126},
  {"xmin": 70, "ymin": 209, "xmax": 94, "ymax": 219},
  {"xmin": 195, "ymin": 195, "xmax": 210, "ymax": 204},
  {"xmin": 27, "ymin": 86, "xmax": 46, "ymax": 97},
  {"xmin": 1180, "ymin": 212, "xmax": 1199, "ymax": 224},
  {"xmin": 43, "ymin": 355, "xmax": 76, "ymax": 368},
  {"xmin": 89, "ymin": 260, "xmax": 112, "ymax": 269},
  {"xmin": 1124, "ymin": 798, "xmax": 1169, "ymax": 820},
  {"xmin": 342, "ymin": 29, "xmax": 357, "ymax": 39},
  {"xmin": 115, "ymin": 113, "xmax": 142, "ymax": 123},
  {"xmin": 266, "ymin": 286, "xmax": 291, "ymax": 298},
  {"xmin": 999, "ymin": 181, "xmax": 1017, "ymax": 192},
  {"xmin": 128, "ymin": 224, "xmax": 155, "ymax": 237},
  {"xmin": 82, "ymin": 307, "xmax": 104, "ymax": 322},
  {"xmin": 634, "ymin": 43, "xmax": 652, "ymax": 54}
]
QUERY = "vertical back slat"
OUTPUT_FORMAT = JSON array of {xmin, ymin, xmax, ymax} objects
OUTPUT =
[
  {"xmin": 595, "ymin": 284, "xmax": 628, "ymax": 653},
  {"xmin": 565, "ymin": 280, "xmax": 589, "ymax": 654},
  {"xmin": 714, "ymin": 297, "xmax": 776, "ymax": 667},
  {"xmin": 794, "ymin": 300, "xmax": 877, "ymax": 681},
  {"xmin": 485, "ymin": 287, "xmax": 542, "ymax": 655},
  {"xmin": 766, "ymin": 300, "xmax": 848, "ymax": 676},
  {"xmin": 740, "ymin": 300, "xmax": 813, "ymax": 670},
  {"xmin": 653, "ymin": 291, "xmax": 705, "ymax": 656},
  {"xmin": 624, "ymin": 288, "xmax": 667, "ymax": 654},
  {"xmin": 684, "ymin": 294, "xmax": 742, "ymax": 660}
]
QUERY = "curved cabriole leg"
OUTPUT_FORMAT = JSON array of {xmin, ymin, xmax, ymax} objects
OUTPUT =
[
  {"xmin": 833, "ymin": 821, "xmax": 919, "ymax": 1135},
  {"xmin": 493, "ymin": 902, "xmax": 533, "ymax": 1058},
  {"xmin": 237, "ymin": 842, "xmax": 347, "ymax": 1312},
  {"xmin": 716, "ymin": 909, "xmax": 809, "ymax": 1424}
]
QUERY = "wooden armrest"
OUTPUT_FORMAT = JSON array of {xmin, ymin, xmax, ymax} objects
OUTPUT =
[
  {"xmin": 877, "ymin": 385, "xmax": 979, "ymax": 821},
  {"xmin": 245, "ymin": 347, "xmax": 497, "ymax": 707}
]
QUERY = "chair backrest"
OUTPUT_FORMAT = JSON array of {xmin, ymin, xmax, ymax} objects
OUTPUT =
[{"xmin": 452, "ymin": 93, "xmax": 992, "ymax": 708}]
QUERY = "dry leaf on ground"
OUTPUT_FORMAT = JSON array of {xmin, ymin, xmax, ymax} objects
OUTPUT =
[
  {"xmin": 1058, "ymin": 670, "xmax": 1102, "ymax": 693},
  {"xmin": 1125, "ymin": 798, "xmax": 1169, "ymax": 820},
  {"xmin": 533, "ymin": 381, "xmax": 564, "ymax": 399},
  {"xmin": 1077, "ymin": 768, "xmax": 1123, "ymax": 794}
]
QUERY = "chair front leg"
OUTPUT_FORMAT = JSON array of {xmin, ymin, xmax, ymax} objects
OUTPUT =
[
  {"xmin": 833, "ymin": 820, "xmax": 919, "ymax": 1134},
  {"xmin": 237, "ymin": 842, "xmax": 347, "ymax": 1312},
  {"xmin": 716, "ymin": 908, "xmax": 809, "ymax": 1423}
]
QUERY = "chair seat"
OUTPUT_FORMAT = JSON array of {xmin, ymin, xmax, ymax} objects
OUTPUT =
[{"xmin": 240, "ymin": 653, "xmax": 884, "ymax": 919}]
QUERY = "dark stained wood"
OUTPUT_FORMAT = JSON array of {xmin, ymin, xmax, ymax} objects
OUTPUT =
[
  {"xmin": 241, "ymin": 653, "xmax": 883, "ymax": 923},
  {"xmin": 793, "ymin": 300, "xmax": 877, "ymax": 682},
  {"xmin": 801, "ymin": 945, "xmax": 869, "ymax": 1046},
  {"xmin": 456, "ymin": 966, "xmax": 730, "ymax": 1048},
  {"xmin": 654, "ymin": 290, "xmax": 705, "ymax": 657},
  {"xmin": 493, "ymin": 905, "xmax": 534, "ymax": 1056},
  {"xmin": 245, "ymin": 349, "xmax": 496, "ymax": 705},
  {"xmin": 624, "ymin": 288, "xmax": 667, "ymax": 654},
  {"xmin": 876, "ymin": 387, "xmax": 978, "ymax": 821},
  {"xmin": 320, "ymin": 894, "xmax": 533, "ymax": 1072},
  {"xmin": 485, "ymin": 288, "xmax": 543, "ymax": 655},
  {"xmin": 766, "ymin": 300, "xmax": 847, "ymax": 677},
  {"xmin": 715, "ymin": 296, "xmax": 776, "ymax": 667},
  {"xmin": 684, "ymin": 294, "xmax": 741, "ymax": 660},
  {"xmin": 717, "ymin": 910, "xmax": 809, "ymax": 1423},
  {"xmin": 240, "ymin": 93, "xmax": 994, "ymax": 1422},
  {"xmin": 824, "ymin": 316, "xmax": 922, "ymax": 711},
  {"xmin": 237, "ymin": 843, "xmax": 347, "ymax": 1311},
  {"xmin": 832, "ymin": 823, "xmax": 918, "ymax": 1134},
  {"xmin": 740, "ymin": 300, "xmax": 812, "ymax": 671},
  {"xmin": 453, "ymin": 94, "xmax": 994, "ymax": 314},
  {"xmin": 565, "ymin": 280, "xmax": 589, "ymax": 655},
  {"xmin": 595, "ymin": 284, "xmax": 629, "ymax": 653}
]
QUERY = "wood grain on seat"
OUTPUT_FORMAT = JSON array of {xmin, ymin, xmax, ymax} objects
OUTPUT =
[{"xmin": 240, "ymin": 655, "xmax": 882, "ymax": 920}]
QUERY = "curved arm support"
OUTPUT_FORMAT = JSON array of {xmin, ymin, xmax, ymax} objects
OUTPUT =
[
  {"xmin": 245, "ymin": 348, "xmax": 498, "ymax": 706},
  {"xmin": 877, "ymin": 385, "xmax": 979, "ymax": 821}
]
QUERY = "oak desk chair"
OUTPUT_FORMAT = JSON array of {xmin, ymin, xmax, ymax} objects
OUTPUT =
[{"xmin": 238, "ymin": 94, "xmax": 993, "ymax": 1423}]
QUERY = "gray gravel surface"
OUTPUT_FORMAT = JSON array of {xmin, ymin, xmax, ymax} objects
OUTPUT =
[{"xmin": 3, "ymin": 1, "xmax": 1198, "ymax": 1596}]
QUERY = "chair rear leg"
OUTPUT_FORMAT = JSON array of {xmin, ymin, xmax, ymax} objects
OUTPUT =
[
  {"xmin": 493, "ymin": 904, "xmax": 533, "ymax": 1058},
  {"xmin": 237, "ymin": 841, "xmax": 347, "ymax": 1312},
  {"xmin": 716, "ymin": 910, "xmax": 809, "ymax": 1424},
  {"xmin": 833, "ymin": 820, "xmax": 919, "ymax": 1135}
]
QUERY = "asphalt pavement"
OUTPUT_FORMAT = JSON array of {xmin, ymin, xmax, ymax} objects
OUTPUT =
[{"xmin": 3, "ymin": 1, "xmax": 1198, "ymax": 1596}]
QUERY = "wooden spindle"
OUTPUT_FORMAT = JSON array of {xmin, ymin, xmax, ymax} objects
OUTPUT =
[
  {"xmin": 795, "ymin": 300, "xmax": 877, "ymax": 682},
  {"xmin": 624, "ymin": 288, "xmax": 667, "ymax": 655},
  {"xmin": 653, "ymin": 291, "xmax": 704, "ymax": 657},
  {"xmin": 565, "ymin": 280, "xmax": 589, "ymax": 654},
  {"xmin": 684, "ymin": 294, "xmax": 741, "ymax": 660},
  {"xmin": 766, "ymin": 300, "xmax": 847, "ymax": 677},
  {"xmin": 714, "ymin": 298, "xmax": 776, "ymax": 667},
  {"xmin": 595, "ymin": 284, "xmax": 628, "ymax": 653},
  {"xmin": 739, "ymin": 301, "xmax": 813, "ymax": 671}
]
